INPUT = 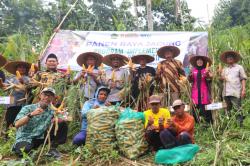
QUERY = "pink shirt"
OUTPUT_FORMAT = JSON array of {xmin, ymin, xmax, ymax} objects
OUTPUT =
[{"xmin": 190, "ymin": 68, "xmax": 211, "ymax": 105}]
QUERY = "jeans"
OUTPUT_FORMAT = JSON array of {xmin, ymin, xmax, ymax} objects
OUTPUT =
[{"xmin": 72, "ymin": 130, "xmax": 87, "ymax": 146}]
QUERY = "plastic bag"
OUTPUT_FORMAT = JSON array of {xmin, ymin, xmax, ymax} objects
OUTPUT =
[{"xmin": 155, "ymin": 144, "xmax": 200, "ymax": 164}]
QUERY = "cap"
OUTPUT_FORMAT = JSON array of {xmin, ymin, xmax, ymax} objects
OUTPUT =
[
  {"xmin": 149, "ymin": 95, "xmax": 161, "ymax": 104},
  {"xmin": 41, "ymin": 87, "xmax": 56, "ymax": 95},
  {"xmin": 172, "ymin": 99, "xmax": 185, "ymax": 108}
]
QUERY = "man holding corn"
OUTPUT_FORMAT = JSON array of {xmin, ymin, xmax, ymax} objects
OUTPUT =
[
  {"xmin": 156, "ymin": 46, "xmax": 186, "ymax": 104},
  {"xmin": 220, "ymin": 51, "xmax": 247, "ymax": 126}
]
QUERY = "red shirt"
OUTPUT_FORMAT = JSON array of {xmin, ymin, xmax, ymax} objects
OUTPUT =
[{"xmin": 172, "ymin": 113, "xmax": 195, "ymax": 143}]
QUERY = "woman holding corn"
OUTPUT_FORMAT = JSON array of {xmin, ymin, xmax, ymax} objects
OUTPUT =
[
  {"xmin": 188, "ymin": 55, "xmax": 213, "ymax": 123},
  {"xmin": 73, "ymin": 52, "xmax": 103, "ymax": 100},
  {"xmin": 1, "ymin": 61, "xmax": 36, "ymax": 129}
]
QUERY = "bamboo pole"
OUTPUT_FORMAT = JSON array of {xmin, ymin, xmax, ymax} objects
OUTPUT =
[
  {"xmin": 38, "ymin": 0, "xmax": 80, "ymax": 60},
  {"xmin": 146, "ymin": 0, "xmax": 153, "ymax": 31}
]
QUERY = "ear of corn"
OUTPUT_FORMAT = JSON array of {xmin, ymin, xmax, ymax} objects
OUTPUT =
[
  {"xmin": 30, "ymin": 63, "xmax": 35, "ymax": 72},
  {"xmin": 98, "ymin": 63, "xmax": 104, "ymax": 71},
  {"xmin": 66, "ymin": 65, "xmax": 71, "ymax": 75},
  {"xmin": 206, "ymin": 62, "xmax": 210, "ymax": 70},
  {"xmin": 111, "ymin": 70, "xmax": 116, "ymax": 81},
  {"xmin": 16, "ymin": 71, "xmax": 22, "ymax": 79},
  {"xmin": 82, "ymin": 64, "xmax": 86, "ymax": 70}
]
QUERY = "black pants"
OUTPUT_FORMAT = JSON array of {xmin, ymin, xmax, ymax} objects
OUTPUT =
[
  {"xmin": 145, "ymin": 129, "xmax": 192, "ymax": 151},
  {"xmin": 12, "ymin": 121, "xmax": 68, "ymax": 157},
  {"xmin": 192, "ymin": 104, "xmax": 213, "ymax": 124},
  {"xmin": 5, "ymin": 106, "xmax": 22, "ymax": 128},
  {"xmin": 224, "ymin": 96, "xmax": 243, "ymax": 125}
]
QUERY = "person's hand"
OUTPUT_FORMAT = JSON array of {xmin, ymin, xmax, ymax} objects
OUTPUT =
[
  {"xmin": 158, "ymin": 117, "xmax": 164, "ymax": 126},
  {"xmin": 30, "ymin": 107, "xmax": 44, "ymax": 116},
  {"xmin": 105, "ymin": 102, "xmax": 111, "ymax": 106},
  {"xmin": 148, "ymin": 116, "xmax": 154, "ymax": 126},
  {"xmin": 110, "ymin": 82, "xmax": 116, "ymax": 89},
  {"xmin": 167, "ymin": 119, "xmax": 175, "ymax": 127},
  {"xmin": 147, "ymin": 125, "xmax": 156, "ymax": 131},
  {"xmin": 241, "ymin": 89, "xmax": 246, "ymax": 98},
  {"xmin": 29, "ymin": 71, "xmax": 35, "ymax": 78},
  {"xmin": 93, "ymin": 105, "xmax": 100, "ymax": 109},
  {"xmin": 18, "ymin": 77, "xmax": 24, "ymax": 84},
  {"xmin": 81, "ymin": 70, "xmax": 86, "ymax": 78}
]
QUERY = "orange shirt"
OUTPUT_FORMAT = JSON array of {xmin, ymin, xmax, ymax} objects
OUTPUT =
[{"xmin": 171, "ymin": 112, "xmax": 195, "ymax": 143}]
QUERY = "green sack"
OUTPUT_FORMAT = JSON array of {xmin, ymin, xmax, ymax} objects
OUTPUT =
[
  {"xmin": 155, "ymin": 144, "xmax": 200, "ymax": 164},
  {"xmin": 118, "ymin": 107, "xmax": 145, "ymax": 122}
]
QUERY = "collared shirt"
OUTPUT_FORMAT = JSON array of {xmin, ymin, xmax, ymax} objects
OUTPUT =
[
  {"xmin": 74, "ymin": 69, "xmax": 99, "ymax": 99},
  {"xmin": 144, "ymin": 108, "xmax": 171, "ymax": 129},
  {"xmin": 14, "ymin": 103, "xmax": 54, "ymax": 143},
  {"xmin": 222, "ymin": 64, "xmax": 247, "ymax": 98},
  {"xmin": 101, "ymin": 68, "xmax": 128, "ymax": 102},
  {"xmin": 156, "ymin": 59, "xmax": 185, "ymax": 92},
  {"xmin": 171, "ymin": 112, "xmax": 195, "ymax": 143},
  {"xmin": 6, "ymin": 75, "xmax": 30, "ymax": 106}
]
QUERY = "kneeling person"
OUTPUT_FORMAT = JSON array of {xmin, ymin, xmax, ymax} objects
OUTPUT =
[
  {"xmin": 12, "ymin": 88, "xmax": 67, "ymax": 158},
  {"xmin": 73, "ymin": 86, "xmax": 111, "ymax": 146},
  {"xmin": 161, "ymin": 99, "xmax": 195, "ymax": 149},
  {"xmin": 144, "ymin": 95, "xmax": 171, "ymax": 151}
]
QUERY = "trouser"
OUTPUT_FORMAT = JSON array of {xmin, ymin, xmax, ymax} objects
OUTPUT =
[
  {"xmin": 224, "ymin": 96, "xmax": 243, "ymax": 125},
  {"xmin": 12, "ymin": 121, "xmax": 68, "ymax": 157},
  {"xmin": 5, "ymin": 106, "xmax": 22, "ymax": 128},
  {"xmin": 192, "ymin": 104, "xmax": 213, "ymax": 124},
  {"xmin": 145, "ymin": 129, "xmax": 192, "ymax": 150},
  {"xmin": 72, "ymin": 130, "xmax": 87, "ymax": 146}
]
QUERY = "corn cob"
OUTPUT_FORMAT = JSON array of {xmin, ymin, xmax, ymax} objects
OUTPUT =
[{"xmin": 16, "ymin": 71, "xmax": 22, "ymax": 79}]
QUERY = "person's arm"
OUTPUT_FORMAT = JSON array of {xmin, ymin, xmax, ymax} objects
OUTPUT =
[
  {"xmin": 239, "ymin": 66, "xmax": 247, "ymax": 98},
  {"xmin": 73, "ymin": 71, "xmax": 85, "ymax": 84},
  {"xmin": 14, "ymin": 107, "xmax": 44, "ymax": 128},
  {"xmin": 80, "ymin": 101, "xmax": 92, "ymax": 117},
  {"xmin": 177, "ymin": 61, "xmax": 186, "ymax": 76}
]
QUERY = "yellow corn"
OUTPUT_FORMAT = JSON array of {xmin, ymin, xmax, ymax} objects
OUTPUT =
[
  {"xmin": 206, "ymin": 62, "xmax": 210, "ymax": 70},
  {"xmin": 127, "ymin": 58, "xmax": 133, "ymax": 68},
  {"xmin": 66, "ymin": 65, "xmax": 71, "ymax": 75},
  {"xmin": 111, "ymin": 70, "xmax": 116, "ymax": 81},
  {"xmin": 157, "ymin": 63, "xmax": 162, "ymax": 70},
  {"xmin": 30, "ymin": 63, "xmax": 35, "ymax": 72},
  {"xmin": 98, "ymin": 63, "xmax": 104, "ymax": 71},
  {"xmin": 87, "ymin": 65, "xmax": 94, "ymax": 72},
  {"xmin": 82, "ymin": 64, "xmax": 86, "ymax": 70},
  {"xmin": 16, "ymin": 71, "xmax": 22, "ymax": 79}
]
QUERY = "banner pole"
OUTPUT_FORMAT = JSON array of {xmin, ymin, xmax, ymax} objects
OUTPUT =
[{"xmin": 38, "ymin": 0, "xmax": 80, "ymax": 60}]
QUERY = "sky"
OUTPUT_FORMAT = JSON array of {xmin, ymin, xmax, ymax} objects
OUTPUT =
[{"xmin": 186, "ymin": 0, "xmax": 220, "ymax": 24}]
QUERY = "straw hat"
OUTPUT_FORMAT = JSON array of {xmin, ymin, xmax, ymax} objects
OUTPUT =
[
  {"xmin": 4, "ymin": 61, "xmax": 33, "ymax": 75},
  {"xmin": 157, "ymin": 46, "xmax": 180, "ymax": 59},
  {"xmin": 131, "ymin": 54, "xmax": 155, "ymax": 64},
  {"xmin": 0, "ymin": 54, "xmax": 7, "ymax": 68},
  {"xmin": 189, "ymin": 55, "xmax": 212, "ymax": 68},
  {"xmin": 220, "ymin": 51, "xmax": 241, "ymax": 64},
  {"xmin": 103, "ymin": 54, "xmax": 129, "ymax": 67},
  {"xmin": 77, "ymin": 52, "xmax": 103, "ymax": 67}
]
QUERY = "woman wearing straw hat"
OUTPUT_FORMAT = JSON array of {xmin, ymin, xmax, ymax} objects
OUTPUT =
[
  {"xmin": 156, "ymin": 45, "xmax": 186, "ymax": 105},
  {"xmin": 188, "ymin": 55, "xmax": 213, "ymax": 123},
  {"xmin": 1, "ymin": 61, "xmax": 32, "ymax": 130},
  {"xmin": 0, "ymin": 54, "xmax": 7, "ymax": 82},
  {"xmin": 219, "ymin": 51, "xmax": 247, "ymax": 127},
  {"xmin": 130, "ymin": 54, "xmax": 155, "ymax": 111},
  {"xmin": 101, "ymin": 54, "xmax": 129, "ymax": 105},
  {"xmin": 73, "ymin": 52, "xmax": 103, "ymax": 100}
]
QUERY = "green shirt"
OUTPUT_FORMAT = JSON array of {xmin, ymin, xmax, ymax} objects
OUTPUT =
[{"xmin": 14, "ymin": 103, "xmax": 54, "ymax": 143}]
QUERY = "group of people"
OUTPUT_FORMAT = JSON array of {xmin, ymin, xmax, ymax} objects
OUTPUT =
[{"xmin": 0, "ymin": 45, "xmax": 246, "ymax": 158}]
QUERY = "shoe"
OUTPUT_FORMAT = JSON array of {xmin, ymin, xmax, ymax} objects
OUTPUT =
[{"xmin": 46, "ymin": 148, "xmax": 61, "ymax": 159}]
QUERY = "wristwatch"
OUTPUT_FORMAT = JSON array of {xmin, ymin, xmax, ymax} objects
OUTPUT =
[{"xmin": 27, "ymin": 113, "xmax": 33, "ymax": 119}]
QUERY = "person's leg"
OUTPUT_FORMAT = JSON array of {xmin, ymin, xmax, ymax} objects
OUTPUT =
[
  {"xmin": 5, "ymin": 106, "xmax": 22, "ymax": 127},
  {"xmin": 145, "ymin": 130, "xmax": 163, "ymax": 151},
  {"xmin": 224, "ymin": 96, "xmax": 233, "ymax": 117},
  {"xmin": 177, "ymin": 132, "xmax": 192, "ymax": 146},
  {"xmin": 73, "ymin": 130, "xmax": 87, "ymax": 146},
  {"xmin": 231, "ymin": 97, "xmax": 243, "ymax": 126},
  {"xmin": 192, "ymin": 105, "xmax": 201, "ymax": 123},
  {"xmin": 159, "ymin": 129, "xmax": 177, "ymax": 149},
  {"xmin": 50, "ymin": 121, "xmax": 68, "ymax": 148},
  {"xmin": 12, "ymin": 141, "xmax": 33, "ymax": 157},
  {"xmin": 199, "ymin": 104, "xmax": 213, "ymax": 124}
]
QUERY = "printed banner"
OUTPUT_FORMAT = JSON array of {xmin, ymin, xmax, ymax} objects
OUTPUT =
[{"xmin": 41, "ymin": 31, "xmax": 208, "ymax": 71}]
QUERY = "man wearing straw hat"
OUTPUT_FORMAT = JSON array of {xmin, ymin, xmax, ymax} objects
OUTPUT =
[
  {"xmin": 220, "ymin": 51, "xmax": 247, "ymax": 126},
  {"xmin": 1, "ymin": 60, "xmax": 34, "ymax": 131},
  {"xmin": 131, "ymin": 54, "xmax": 156, "ymax": 111},
  {"xmin": 156, "ymin": 46, "xmax": 186, "ymax": 105},
  {"xmin": 0, "ymin": 54, "xmax": 7, "ymax": 82},
  {"xmin": 102, "ymin": 54, "xmax": 129, "ymax": 105},
  {"xmin": 73, "ymin": 52, "xmax": 103, "ymax": 100}
]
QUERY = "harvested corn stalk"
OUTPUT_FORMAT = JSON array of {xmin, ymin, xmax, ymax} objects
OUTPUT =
[{"xmin": 85, "ymin": 106, "xmax": 120, "ymax": 153}]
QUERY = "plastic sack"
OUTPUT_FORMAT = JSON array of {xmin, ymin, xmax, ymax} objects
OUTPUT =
[
  {"xmin": 155, "ymin": 144, "xmax": 200, "ymax": 164},
  {"xmin": 115, "ymin": 108, "xmax": 148, "ymax": 159},
  {"xmin": 85, "ymin": 106, "xmax": 120, "ymax": 153}
]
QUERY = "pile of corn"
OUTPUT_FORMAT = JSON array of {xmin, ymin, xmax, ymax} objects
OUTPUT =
[
  {"xmin": 115, "ymin": 118, "xmax": 148, "ymax": 159},
  {"xmin": 85, "ymin": 106, "xmax": 120, "ymax": 153}
]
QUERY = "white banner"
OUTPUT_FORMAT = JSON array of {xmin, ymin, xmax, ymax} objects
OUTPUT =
[{"xmin": 41, "ymin": 31, "xmax": 208, "ymax": 71}]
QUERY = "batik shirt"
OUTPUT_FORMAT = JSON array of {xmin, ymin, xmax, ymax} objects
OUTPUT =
[{"xmin": 14, "ymin": 103, "xmax": 54, "ymax": 143}]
